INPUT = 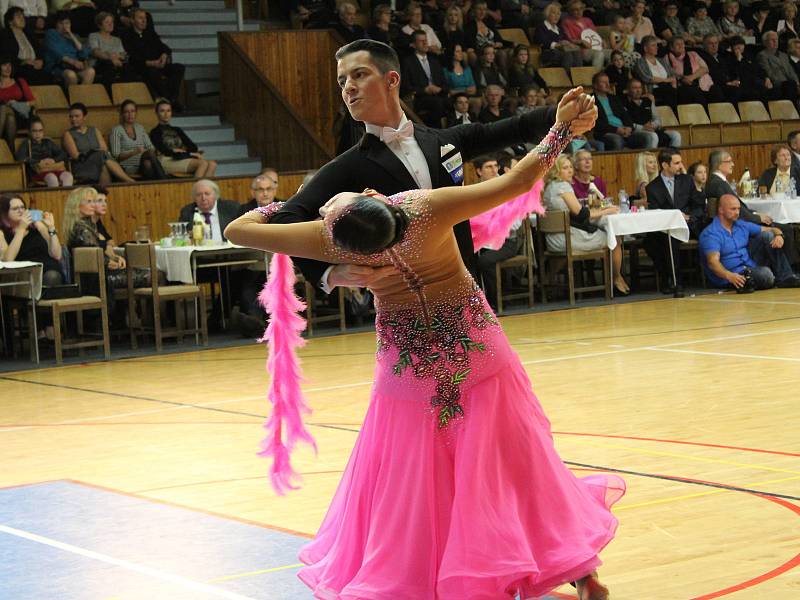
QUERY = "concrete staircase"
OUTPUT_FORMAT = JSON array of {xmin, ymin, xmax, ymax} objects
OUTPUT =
[{"xmin": 140, "ymin": 0, "xmax": 262, "ymax": 177}]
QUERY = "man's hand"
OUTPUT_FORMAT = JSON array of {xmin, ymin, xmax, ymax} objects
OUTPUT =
[
  {"xmin": 765, "ymin": 77, "xmax": 773, "ymax": 89},
  {"xmin": 327, "ymin": 264, "xmax": 396, "ymax": 289},
  {"xmin": 682, "ymin": 212, "xmax": 690, "ymax": 222},
  {"xmin": 771, "ymin": 234, "xmax": 785, "ymax": 249},
  {"xmin": 759, "ymin": 213, "xmax": 773, "ymax": 225},
  {"xmin": 727, "ymin": 271, "xmax": 747, "ymax": 288}
]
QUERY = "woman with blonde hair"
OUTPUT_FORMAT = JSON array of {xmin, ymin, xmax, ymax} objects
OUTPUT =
[
  {"xmin": 543, "ymin": 154, "xmax": 629, "ymax": 294},
  {"xmin": 634, "ymin": 151, "xmax": 658, "ymax": 200}
]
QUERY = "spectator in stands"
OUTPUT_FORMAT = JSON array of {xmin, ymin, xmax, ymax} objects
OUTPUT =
[
  {"xmin": 717, "ymin": 0, "xmax": 751, "ymax": 41},
  {"xmin": 290, "ymin": 0, "xmax": 335, "ymax": 29},
  {"xmin": 400, "ymin": 2, "xmax": 442, "ymax": 55},
  {"xmin": 240, "ymin": 173, "xmax": 278, "ymax": 213},
  {"xmin": 400, "ymin": 30, "xmax": 449, "ymax": 127},
  {"xmin": 508, "ymin": 44, "xmax": 547, "ymax": 96},
  {"xmin": 633, "ymin": 150, "xmax": 658, "ymax": 200},
  {"xmin": 89, "ymin": 11, "xmax": 140, "ymax": 92},
  {"xmin": 178, "ymin": 179, "xmax": 241, "ymax": 244},
  {"xmin": 724, "ymin": 35, "xmax": 771, "ymax": 102},
  {"xmin": 562, "ymin": 0, "xmax": 605, "ymax": 69},
  {"xmin": 700, "ymin": 34, "xmax": 738, "ymax": 101},
  {"xmin": 478, "ymin": 84, "xmax": 511, "ymax": 123},
  {"xmin": 534, "ymin": 3, "xmax": 583, "ymax": 69},
  {"xmin": 0, "ymin": 194, "xmax": 62, "ymax": 286},
  {"xmin": 608, "ymin": 14, "xmax": 637, "ymax": 67},
  {"xmin": 500, "ymin": 0, "xmax": 533, "ymax": 31},
  {"xmin": 644, "ymin": 148, "xmax": 707, "ymax": 294},
  {"xmin": 748, "ymin": 1, "xmax": 773, "ymax": 41},
  {"xmin": 112, "ymin": 0, "xmax": 144, "ymax": 31},
  {"xmin": 50, "ymin": 0, "xmax": 97, "ymax": 37},
  {"xmin": 473, "ymin": 43, "xmax": 507, "ymax": 91},
  {"xmin": 367, "ymin": 4, "xmax": 395, "ymax": 47},
  {"xmin": 439, "ymin": 5, "xmax": 468, "ymax": 55},
  {"xmin": 109, "ymin": 99, "xmax": 164, "ymax": 180},
  {"xmin": 688, "ymin": 160, "xmax": 708, "ymax": 197},
  {"xmin": 592, "ymin": 71, "xmax": 658, "ymax": 150},
  {"xmin": 63, "ymin": 102, "xmax": 135, "ymax": 184},
  {"xmin": 776, "ymin": 1, "xmax": 800, "ymax": 51},
  {"xmin": 687, "ymin": 2, "xmax": 721, "ymax": 41},
  {"xmin": 91, "ymin": 186, "xmax": 124, "ymax": 269},
  {"xmin": 757, "ymin": 30, "xmax": 800, "ymax": 105},
  {"xmin": 334, "ymin": 2, "xmax": 367, "ymax": 44},
  {"xmin": 122, "ymin": 9, "xmax": 185, "ymax": 110},
  {"xmin": 260, "ymin": 167, "xmax": 281, "ymax": 198},
  {"xmin": 626, "ymin": 1, "xmax": 656, "ymax": 44},
  {"xmin": 419, "ymin": 0, "xmax": 445, "ymax": 34},
  {"xmin": 16, "ymin": 116, "xmax": 73, "ymax": 187},
  {"xmin": 543, "ymin": 154, "xmax": 629, "ymax": 294},
  {"xmin": 758, "ymin": 144, "xmax": 800, "ymax": 195},
  {"xmin": 44, "ymin": 12, "xmax": 96, "ymax": 86},
  {"xmin": 150, "ymin": 98, "xmax": 217, "ymax": 178},
  {"xmin": 787, "ymin": 38, "xmax": 800, "ymax": 79},
  {"xmin": 604, "ymin": 50, "xmax": 631, "ymax": 97},
  {"xmin": 634, "ymin": 35, "xmax": 679, "ymax": 108},
  {"xmin": 788, "ymin": 130, "xmax": 800, "ymax": 170},
  {"xmin": 464, "ymin": 1, "xmax": 506, "ymax": 71},
  {"xmin": 667, "ymin": 36, "xmax": 722, "ymax": 105},
  {"xmin": 654, "ymin": 1, "xmax": 698, "ymax": 46},
  {"xmin": 0, "ymin": 57, "xmax": 34, "ymax": 149},
  {"xmin": 446, "ymin": 91, "xmax": 475, "ymax": 125},
  {"xmin": 624, "ymin": 77, "xmax": 682, "ymax": 148},
  {"xmin": 13, "ymin": 0, "xmax": 47, "ymax": 35},
  {"xmin": 444, "ymin": 44, "xmax": 477, "ymax": 96},
  {"xmin": 0, "ymin": 7, "xmax": 51, "ymax": 85},
  {"xmin": 699, "ymin": 193, "xmax": 800, "ymax": 290},
  {"xmin": 571, "ymin": 148, "xmax": 607, "ymax": 200},
  {"xmin": 516, "ymin": 84, "xmax": 548, "ymax": 116}
]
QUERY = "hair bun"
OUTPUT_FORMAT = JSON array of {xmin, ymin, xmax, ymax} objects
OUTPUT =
[{"xmin": 386, "ymin": 205, "xmax": 409, "ymax": 248}]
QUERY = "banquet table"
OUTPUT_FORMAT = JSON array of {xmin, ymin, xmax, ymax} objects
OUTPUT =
[
  {"xmin": 744, "ymin": 196, "xmax": 800, "ymax": 224},
  {"xmin": 0, "ymin": 261, "xmax": 43, "ymax": 362}
]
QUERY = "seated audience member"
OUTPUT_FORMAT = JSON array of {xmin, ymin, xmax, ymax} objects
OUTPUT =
[
  {"xmin": 633, "ymin": 150, "xmax": 658, "ymax": 200},
  {"xmin": 688, "ymin": 160, "xmax": 709, "ymax": 201},
  {"xmin": 89, "ymin": 11, "xmax": 140, "ymax": 92},
  {"xmin": 473, "ymin": 43, "xmax": 507, "ymax": 91},
  {"xmin": 150, "ymin": 98, "xmax": 217, "ymax": 178},
  {"xmin": 756, "ymin": 30, "xmax": 800, "ymax": 104},
  {"xmin": 44, "ymin": 12, "xmax": 95, "ymax": 86},
  {"xmin": 608, "ymin": 14, "xmax": 638, "ymax": 67},
  {"xmin": 626, "ymin": 0, "xmax": 656, "ymax": 44},
  {"xmin": 699, "ymin": 194, "xmax": 800, "ymax": 290},
  {"xmin": 0, "ymin": 7, "xmax": 51, "ymax": 85},
  {"xmin": 444, "ymin": 44, "xmax": 476, "ymax": 96},
  {"xmin": 654, "ymin": 1, "xmax": 698, "ymax": 46},
  {"xmin": 725, "ymin": 35, "xmax": 773, "ymax": 102},
  {"xmin": 592, "ymin": 72, "xmax": 658, "ymax": 150},
  {"xmin": 667, "ymin": 36, "xmax": 722, "ymax": 105},
  {"xmin": 178, "ymin": 179, "xmax": 241, "ymax": 244},
  {"xmin": 707, "ymin": 149, "xmax": 798, "ymax": 265},
  {"xmin": 367, "ymin": 4, "xmax": 395, "ymax": 46},
  {"xmin": 624, "ymin": 78, "xmax": 682, "ymax": 148},
  {"xmin": 259, "ymin": 167, "xmax": 282, "ymax": 199},
  {"xmin": 91, "ymin": 186, "xmax": 125, "ymax": 269},
  {"xmin": 439, "ymin": 5, "xmax": 467, "ymax": 54},
  {"xmin": 515, "ymin": 85, "xmax": 547, "ymax": 115},
  {"xmin": 758, "ymin": 143, "xmax": 800, "ymax": 195},
  {"xmin": 63, "ymin": 102, "xmax": 134, "ymax": 184},
  {"xmin": 717, "ymin": 0, "xmax": 751, "ymax": 41},
  {"xmin": 290, "ymin": 0, "xmax": 335, "ymax": 29},
  {"xmin": 399, "ymin": 2, "xmax": 442, "ymax": 55},
  {"xmin": 111, "ymin": 0, "xmax": 145, "ymax": 31},
  {"xmin": 478, "ymin": 84, "xmax": 511, "ymax": 123},
  {"xmin": 109, "ymin": 99, "xmax": 163, "ymax": 180},
  {"xmin": 749, "ymin": 1, "xmax": 773, "ymax": 41},
  {"xmin": 571, "ymin": 148, "xmax": 607, "ymax": 200},
  {"xmin": 0, "ymin": 57, "xmax": 34, "ymax": 149},
  {"xmin": 699, "ymin": 34, "xmax": 740, "ymax": 102},
  {"xmin": 605, "ymin": 50, "xmax": 631, "ymax": 97},
  {"xmin": 687, "ymin": 2, "xmax": 722, "ymax": 41},
  {"xmin": 644, "ymin": 149, "xmax": 707, "ymax": 294},
  {"xmin": 0, "ymin": 194, "xmax": 62, "ymax": 286},
  {"xmin": 508, "ymin": 45, "xmax": 548, "ymax": 96},
  {"xmin": 788, "ymin": 130, "xmax": 800, "ymax": 170},
  {"xmin": 543, "ymin": 155, "xmax": 629, "ymax": 295},
  {"xmin": 50, "ymin": 0, "xmax": 97, "ymax": 37},
  {"xmin": 16, "ymin": 117, "xmax": 73, "ymax": 188},
  {"xmin": 446, "ymin": 92, "xmax": 475, "ymax": 126},
  {"xmin": 240, "ymin": 173, "xmax": 279, "ymax": 213},
  {"xmin": 464, "ymin": 2, "xmax": 505, "ymax": 64},
  {"xmin": 634, "ymin": 36, "xmax": 679, "ymax": 109},
  {"xmin": 334, "ymin": 2, "xmax": 367, "ymax": 44},
  {"xmin": 500, "ymin": 0, "xmax": 534, "ymax": 31},
  {"xmin": 788, "ymin": 38, "xmax": 800, "ymax": 79},
  {"xmin": 776, "ymin": 0, "xmax": 800, "ymax": 51},
  {"xmin": 534, "ymin": 3, "xmax": 582, "ymax": 69},
  {"xmin": 122, "ymin": 9, "xmax": 185, "ymax": 109},
  {"xmin": 400, "ymin": 30, "xmax": 449, "ymax": 127},
  {"xmin": 15, "ymin": 0, "xmax": 47, "ymax": 35},
  {"xmin": 562, "ymin": 0, "xmax": 605, "ymax": 68}
]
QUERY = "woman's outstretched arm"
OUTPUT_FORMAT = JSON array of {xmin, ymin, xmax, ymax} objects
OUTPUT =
[
  {"xmin": 430, "ymin": 90, "xmax": 596, "ymax": 227},
  {"xmin": 224, "ymin": 210, "xmax": 331, "ymax": 261}
]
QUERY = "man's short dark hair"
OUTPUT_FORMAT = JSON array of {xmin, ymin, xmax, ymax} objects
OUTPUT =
[
  {"xmin": 69, "ymin": 102, "xmax": 87, "ymax": 115},
  {"xmin": 54, "ymin": 10, "xmax": 70, "ymax": 23},
  {"xmin": 334, "ymin": 39, "xmax": 400, "ymax": 74},
  {"xmin": 591, "ymin": 71, "xmax": 607, "ymax": 86},
  {"xmin": 658, "ymin": 148, "xmax": 680, "ymax": 170},
  {"xmin": 626, "ymin": 77, "xmax": 643, "ymax": 89},
  {"xmin": 473, "ymin": 154, "xmax": 498, "ymax": 170},
  {"xmin": 451, "ymin": 92, "xmax": 469, "ymax": 106},
  {"xmin": 412, "ymin": 29, "xmax": 427, "ymax": 40},
  {"xmin": 788, "ymin": 130, "xmax": 800, "ymax": 144},
  {"xmin": 155, "ymin": 98, "xmax": 172, "ymax": 112}
]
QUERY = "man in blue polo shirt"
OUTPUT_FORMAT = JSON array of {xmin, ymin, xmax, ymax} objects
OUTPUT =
[{"xmin": 699, "ymin": 194, "xmax": 800, "ymax": 290}]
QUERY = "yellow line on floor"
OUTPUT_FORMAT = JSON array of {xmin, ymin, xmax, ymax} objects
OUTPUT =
[{"xmin": 207, "ymin": 563, "xmax": 304, "ymax": 583}]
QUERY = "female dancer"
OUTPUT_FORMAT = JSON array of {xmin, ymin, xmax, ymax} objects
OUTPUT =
[{"xmin": 225, "ymin": 106, "xmax": 625, "ymax": 600}]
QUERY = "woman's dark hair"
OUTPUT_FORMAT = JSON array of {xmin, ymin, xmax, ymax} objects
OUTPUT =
[
  {"xmin": 3, "ymin": 6, "xmax": 24, "ymax": 28},
  {"xmin": 0, "ymin": 194, "xmax": 26, "ymax": 235},
  {"xmin": 0, "ymin": 56, "xmax": 16, "ymax": 78},
  {"xmin": 55, "ymin": 10, "xmax": 71, "ymax": 24},
  {"xmin": 331, "ymin": 196, "xmax": 410, "ymax": 254},
  {"xmin": 94, "ymin": 184, "xmax": 109, "ymax": 195},
  {"xmin": 69, "ymin": 102, "xmax": 88, "ymax": 115},
  {"xmin": 444, "ymin": 44, "xmax": 464, "ymax": 68},
  {"xmin": 28, "ymin": 116, "xmax": 43, "ymax": 135},
  {"xmin": 119, "ymin": 98, "xmax": 137, "ymax": 117},
  {"xmin": 687, "ymin": 160, "xmax": 705, "ymax": 177}
]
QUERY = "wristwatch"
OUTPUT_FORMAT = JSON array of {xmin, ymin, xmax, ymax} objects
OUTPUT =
[{"xmin": 48, "ymin": 229, "xmax": 57, "ymax": 236}]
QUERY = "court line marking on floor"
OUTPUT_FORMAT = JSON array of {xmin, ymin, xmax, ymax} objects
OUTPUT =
[
  {"xmin": 0, "ymin": 525, "xmax": 258, "ymax": 600},
  {"xmin": 690, "ymin": 297, "xmax": 800, "ymax": 306},
  {"xmin": 207, "ymin": 563, "xmax": 304, "ymax": 583},
  {"xmin": 645, "ymin": 347, "xmax": 800, "ymax": 363}
]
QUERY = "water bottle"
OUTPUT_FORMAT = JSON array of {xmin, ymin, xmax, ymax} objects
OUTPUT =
[
  {"xmin": 619, "ymin": 188, "xmax": 629, "ymax": 213},
  {"xmin": 790, "ymin": 177, "xmax": 797, "ymax": 199},
  {"xmin": 739, "ymin": 168, "xmax": 752, "ymax": 197}
]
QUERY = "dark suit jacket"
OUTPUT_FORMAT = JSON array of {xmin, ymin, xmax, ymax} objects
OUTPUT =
[
  {"xmin": 704, "ymin": 174, "xmax": 761, "ymax": 225},
  {"xmin": 757, "ymin": 165, "xmax": 800, "ymax": 191},
  {"xmin": 178, "ymin": 199, "xmax": 241, "ymax": 241},
  {"xmin": 271, "ymin": 106, "xmax": 557, "ymax": 284},
  {"xmin": 400, "ymin": 53, "xmax": 448, "ymax": 97},
  {"xmin": 445, "ymin": 112, "xmax": 474, "ymax": 127},
  {"xmin": 593, "ymin": 93, "xmax": 633, "ymax": 137},
  {"xmin": 646, "ymin": 174, "xmax": 706, "ymax": 236}
]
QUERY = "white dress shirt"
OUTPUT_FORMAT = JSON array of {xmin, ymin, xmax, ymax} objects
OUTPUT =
[{"xmin": 198, "ymin": 201, "xmax": 223, "ymax": 243}]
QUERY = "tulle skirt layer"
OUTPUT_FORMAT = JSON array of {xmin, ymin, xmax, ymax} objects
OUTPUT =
[{"xmin": 298, "ymin": 359, "xmax": 625, "ymax": 600}]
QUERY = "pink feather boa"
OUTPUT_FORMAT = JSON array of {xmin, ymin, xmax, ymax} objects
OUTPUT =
[
  {"xmin": 257, "ymin": 252, "xmax": 317, "ymax": 495},
  {"xmin": 470, "ymin": 179, "xmax": 544, "ymax": 250}
]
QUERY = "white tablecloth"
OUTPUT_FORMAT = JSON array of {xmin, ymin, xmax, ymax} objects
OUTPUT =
[
  {"xmin": 0, "ymin": 261, "xmax": 43, "ymax": 300},
  {"xmin": 155, "ymin": 243, "xmax": 265, "ymax": 284},
  {"xmin": 599, "ymin": 209, "xmax": 690, "ymax": 250},
  {"xmin": 744, "ymin": 197, "xmax": 800, "ymax": 223}
]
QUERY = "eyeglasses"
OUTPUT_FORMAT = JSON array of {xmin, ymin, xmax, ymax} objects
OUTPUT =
[{"xmin": 9, "ymin": 205, "xmax": 25, "ymax": 211}]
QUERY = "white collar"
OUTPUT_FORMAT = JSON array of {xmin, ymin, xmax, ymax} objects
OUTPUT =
[
  {"xmin": 713, "ymin": 171, "xmax": 728, "ymax": 181},
  {"xmin": 197, "ymin": 201, "xmax": 217, "ymax": 215},
  {"xmin": 365, "ymin": 113, "xmax": 409, "ymax": 138},
  {"xmin": 544, "ymin": 21, "xmax": 559, "ymax": 33},
  {"xmin": 416, "ymin": 52, "xmax": 428, "ymax": 60}
]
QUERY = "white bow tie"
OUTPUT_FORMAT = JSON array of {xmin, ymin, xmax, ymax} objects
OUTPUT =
[{"xmin": 381, "ymin": 120, "xmax": 414, "ymax": 144}]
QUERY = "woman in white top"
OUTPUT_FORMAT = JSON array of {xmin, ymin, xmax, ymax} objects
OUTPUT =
[
  {"xmin": 633, "ymin": 35, "xmax": 679, "ymax": 108},
  {"xmin": 543, "ymin": 155, "xmax": 629, "ymax": 294}
]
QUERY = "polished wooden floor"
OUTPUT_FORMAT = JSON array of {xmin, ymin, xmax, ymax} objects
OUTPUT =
[{"xmin": 2, "ymin": 290, "xmax": 799, "ymax": 599}]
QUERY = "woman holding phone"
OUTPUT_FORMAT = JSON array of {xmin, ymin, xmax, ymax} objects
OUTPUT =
[{"xmin": 0, "ymin": 194, "xmax": 63, "ymax": 286}]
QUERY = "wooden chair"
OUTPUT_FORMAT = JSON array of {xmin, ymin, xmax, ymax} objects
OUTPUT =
[
  {"xmin": 539, "ymin": 67, "xmax": 572, "ymax": 97},
  {"xmin": 770, "ymin": 100, "xmax": 800, "ymax": 138},
  {"xmin": 30, "ymin": 85, "xmax": 69, "ymax": 109},
  {"xmin": 677, "ymin": 103, "xmax": 721, "ymax": 145},
  {"xmin": 68, "ymin": 84, "xmax": 112, "ymax": 107},
  {"xmin": 739, "ymin": 101, "xmax": 781, "ymax": 141},
  {"xmin": 125, "ymin": 243, "xmax": 208, "ymax": 351},
  {"xmin": 655, "ymin": 105, "xmax": 690, "ymax": 146},
  {"xmin": 0, "ymin": 139, "xmax": 27, "ymax": 187},
  {"xmin": 34, "ymin": 247, "xmax": 110, "ymax": 364},
  {"xmin": 38, "ymin": 109, "xmax": 72, "ymax": 140},
  {"xmin": 535, "ymin": 211, "xmax": 611, "ymax": 305},
  {"xmin": 570, "ymin": 66, "xmax": 600, "ymax": 87},
  {"xmin": 494, "ymin": 220, "xmax": 535, "ymax": 315},
  {"xmin": 112, "ymin": 82, "xmax": 154, "ymax": 106}
]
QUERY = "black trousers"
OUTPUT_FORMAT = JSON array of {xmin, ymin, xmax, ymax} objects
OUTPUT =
[
  {"xmin": 643, "ymin": 218, "xmax": 703, "ymax": 286},
  {"xmin": 476, "ymin": 233, "xmax": 524, "ymax": 307},
  {"xmin": 139, "ymin": 63, "xmax": 185, "ymax": 104}
]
